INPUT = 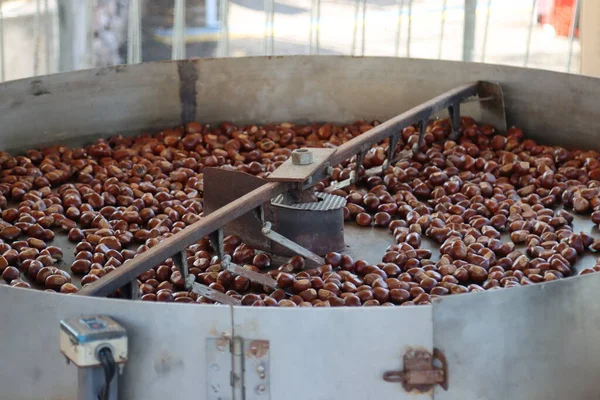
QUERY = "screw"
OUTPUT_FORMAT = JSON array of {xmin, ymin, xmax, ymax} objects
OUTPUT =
[
  {"xmin": 211, "ymin": 384, "xmax": 220, "ymax": 393},
  {"xmin": 257, "ymin": 365, "xmax": 265, "ymax": 373},
  {"xmin": 212, "ymin": 364, "xmax": 220, "ymax": 371},
  {"xmin": 256, "ymin": 384, "xmax": 266, "ymax": 394}
]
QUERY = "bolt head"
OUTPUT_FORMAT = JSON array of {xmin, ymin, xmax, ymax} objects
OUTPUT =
[
  {"xmin": 256, "ymin": 384, "xmax": 266, "ymax": 394},
  {"xmin": 291, "ymin": 149, "xmax": 313, "ymax": 165}
]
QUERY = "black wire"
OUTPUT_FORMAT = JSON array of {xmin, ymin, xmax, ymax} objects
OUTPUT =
[{"xmin": 97, "ymin": 348, "xmax": 116, "ymax": 400}]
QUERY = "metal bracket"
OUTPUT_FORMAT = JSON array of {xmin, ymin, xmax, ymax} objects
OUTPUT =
[
  {"xmin": 174, "ymin": 250, "xmax": 195, "ymax": 290},
  {"xmin": 413, "ymin": 118, "xmax": 429, "ymax": 154},
  {"xmin": 207, "ymin": 336, "xmax": 234, "ymax": 400},
  {"xmin": 243, "ymin": 339, "xmax": 271, "ymax": 399},
  {"xmin": 383, "ymin": 348, "xmax": 448, "ymax": 392},
  {"xmin": 207, "ymin": 337, "xmax": 270, "ymax": 400},
  {"xmin": 222, "ymin": 255, "xmax": 279, "ymax": 289},
  {"xmin": 120, "ymin": 280, "xmax": 140, "ymax": 300},
  {"xmin": 209, "ymin": 229, "xmax": 224, "ymax": 261},
  {"xmin": 261, "ymin": 222, "xmax": 324, "ymax": 266},
  {"xmin": 192, "ymin": 282, "xmax": 241, "ymax": 305},
  {"xmin": 448, "ymin": 103, "xmax": 461, "ymax": 141}
]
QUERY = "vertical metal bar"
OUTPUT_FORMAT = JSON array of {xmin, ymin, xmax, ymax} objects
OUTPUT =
[
  {"xmin": 264, "ymin": 0, "xmax": 274, "ymax": 55},
  {"xmin": 0, "ymin": 0, "xmax": 4, "ymax": 82},
  {"xmin": 437, "ymin": 0, "xmax": 447, "ymax": 59},
  {"xmin": 219, "ymin": 0, "xmax": 230, "ymax": 56},
  {"xmin": 58, "ymin": 0, "xmax": 92, "ymax": 72},
  {"xmin": 309, "ymin": 0, "xmax": 314, "ymax": 54},
  {"xmin": 315, "ymin": 0, "xmax": 321, "ymax": 55},
  {"xmin": 44, "ymin": 0, "xmax": 50, "ymax": 74},
  {"xmin": 352, "ymin": 0, "xmax": 361, "ymax": 55},
  {"xmin": 172, "ymin": 0, "xmax": 186, "ymax": 60},
  {"xmin": 567, "ymin": 0, "xmax": 581, "ymax": 73},
  {"xmin": 406, "ymin": 0, "xmax": 412, "ymax": 57},
  {"xmin": 34, "ymin": 0, "xmax": 42, "ymax": 75},
  {"xmin": 270, "ymin": 0, "xmax": 275, "ymax": 54},
  {"xmin": 523, "ymin": 0, "xmax": 537, "ymax": 67},
  {"xmin": 127, "ymin": 0, "xmax": 142, "ymax": 64},
  {"xmin": 86, "ymin": 0, "xmax": 94, "ymax": 68},
  {"xmin": 463, "ymin": 0, "xmax": 476, "ymax": 62},
  {"xmin": 309, "ymin": 0, "xmax": 321, "ymax": 55},
  {"xmin": 394, "ymin": 0, "xmax": 405, "ymax": 57},
  {"xmin": 360, "ymin": 0, "xmax": 367, "ymax": 56},
  {"xmin": 264, "ymin": 0, "xmax": 269, "ymax": 55},
  {"xmin": 206, "ymin": 0, "xmax": 219, "ymax": 28},
  {"xmin": 52, "ymin": 0, "xmax": 59, "ymax": 73},
  {"xmin": 480, "ymin": 0, "xmax": 492, "ymax": 62}
]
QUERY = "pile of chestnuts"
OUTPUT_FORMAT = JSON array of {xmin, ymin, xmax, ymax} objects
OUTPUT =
[{"xmin": 1, "ymin": 116, "xmax": 600, "ymax": 307}]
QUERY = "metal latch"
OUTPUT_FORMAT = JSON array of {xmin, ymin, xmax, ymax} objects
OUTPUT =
[{"xmin": 383, "ymin": 348, "xmax": 448, "ymax": 392}]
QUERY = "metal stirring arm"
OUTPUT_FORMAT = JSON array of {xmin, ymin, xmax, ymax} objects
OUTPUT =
[{"xmin": 78, "ymin": 81, "xmax": 504, "ymax": 298}]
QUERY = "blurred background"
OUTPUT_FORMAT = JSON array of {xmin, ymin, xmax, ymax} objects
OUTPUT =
[{"xmin": 0, "ymin": 0, "xmax": 587, "ymax": 82}]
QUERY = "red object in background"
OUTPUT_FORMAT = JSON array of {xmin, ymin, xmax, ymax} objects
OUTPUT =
[{"xmin": 538, "ymin": 0, "xmax": 579, "ymax": 38}]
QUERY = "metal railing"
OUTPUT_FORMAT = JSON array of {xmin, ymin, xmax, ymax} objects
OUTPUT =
[{"xmin": 0, "ymin": 0, "xmax": 583, "ymax": 82}]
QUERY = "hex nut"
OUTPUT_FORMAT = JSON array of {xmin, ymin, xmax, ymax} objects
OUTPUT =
[{"xmin": 291, "ymin": 149, "xmax": 313, "ymax": 165}]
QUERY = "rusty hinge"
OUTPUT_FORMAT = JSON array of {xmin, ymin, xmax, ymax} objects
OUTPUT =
[{"xmin": 383, "ymin": 348, "xmax": 448, "ymax": 392}]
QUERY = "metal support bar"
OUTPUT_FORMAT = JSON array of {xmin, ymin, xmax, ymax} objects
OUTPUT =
[
  {"xmin": 394, "ymin": 0, "xmax": 405, "ymax": 57},
  {"xmin": 448, "ymin": 102, "xmax": 460, "ymax": 140},
  {"xmin": 462, "ymin": 0, "xmax": 476, "ymax": 62},
  {"xmin": 172, "ymin": 0, "xmax": 186, "ymax": 60},
  {"xmin": 208, "ymin": 229, "xmax": 224, "ymax": 261},
  {"xmin": 78, "ymin": 182, "xmax": 287, "ymax": 297},
  {"xmin": 523, "ymin": 0, "xmax": 538, "ymax": 67},
  {"xmin": 481, "ymin": 0, "xmax": 492, "ymax": 62},
  {"xmin": 121, "ymin": 280, "xmax": 140, "ymax": 300},
  {"xmin": 406, "ymin": 0, "xmax": 412, "ymax": 57},
  {"xmin": 44, "ymin": 0, "xmax": 50, "ymax": 74},
  {"xmin": 437, "ymin": 0, "xmax": 447, "ymax": 59},
  {"xmin": 352, "ymin": 0, "xmax": 361, "ymax": 55},
  {"xmin": 222, "ymin": 255, "xmax": 279, "ymax": 289},
  {"xmin": 34, "ymin": 0, "xmax": 42, "ymax": 76},
  {"xmin": 85, "ymin": 0, "xmax": 94, "ymax": 68},
  {"xmin": 127, "ymin": 0, "xmax": 142, "ymax": 64},
  {"xmin": 360, "ymin": 0, "xmax": 367, "ymax": 56},
  {"xmin": 261, "ymin": 222, "xmax": 324, "ymax": 266},
  {"xmin": 329, "ymin": 82, "xmax": 478, "ymax": 164},
  {"xmin": 0, "ymin": 0, "xmax": 4, "ymax": 82},
  {"xmin": 175, "ymin": 250, "xmax": 194, "ymax": 289},
  {"xmin": 192, "ymin": 282, "xmax": 241, "ymax": 305},
  {"xmin": 413, "ymin": 118, "xmax": 428, "ymax": 154},
  {"xmin": 264, "ymin": 0, "xmax": 275, "ymax": 55},
  {"xmin": 78, "ymin": 367, "xmax": 118, "ymax": 400},
  {"xmin": 206, "ymin": 0, "xmax": 219, "ymax": 28},
  {"xmin": 309, "ymin": 0, "xmax": 321, "ymax": 55},
  {"xmin": 567, "ymin": 0, "xmax": 581, "ymax": 73},
  {"xmin": 385, "ymin": 133, "xmax": 399, "ymax": 171},
  {"xmin": 219, "ymin": 0, "xmax": 229, "ymax": 56}
]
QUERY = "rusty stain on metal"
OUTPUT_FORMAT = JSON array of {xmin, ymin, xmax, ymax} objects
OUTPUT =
[
  {"xmin": 247, "ymin": 340, "xmax": 269, "ymax": 358},
  {"xmin": 215, "ymin": 334, "xmax": 231, "ymax": 352},
  {"xmin": 383, "ymin": 348, "xmax": 448, "ymax": 393}
]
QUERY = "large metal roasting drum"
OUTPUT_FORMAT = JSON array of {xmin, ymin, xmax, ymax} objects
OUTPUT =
[{"xmin": 2, "ymin": 56, "xmax": 600, "ymax": 400}]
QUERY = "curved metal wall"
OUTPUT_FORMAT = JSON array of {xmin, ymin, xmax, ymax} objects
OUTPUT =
[
  {"xmin": 0, "ymin": 57, "xmax": 600, "ymax": 399},
  {"xmin": 0, "ymin": 57, "xmax": 598, "ymax": 153}
]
